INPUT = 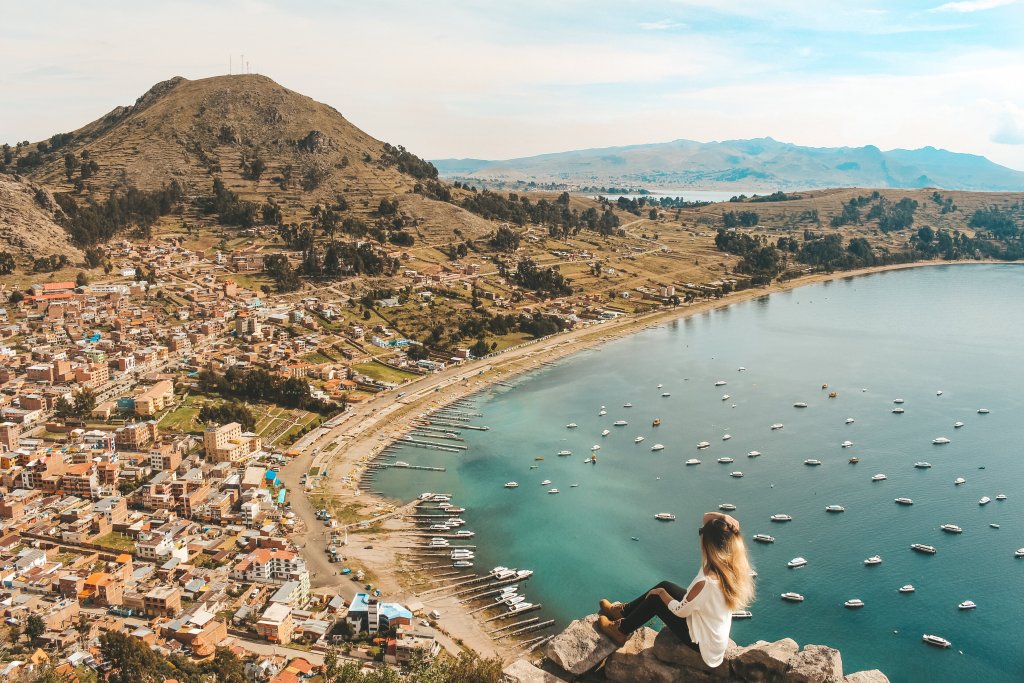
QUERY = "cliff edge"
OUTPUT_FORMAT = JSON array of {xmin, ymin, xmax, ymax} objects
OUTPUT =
[{"xmin": 502, "ymin": 614, "xmax": 889, "ymax": 683}]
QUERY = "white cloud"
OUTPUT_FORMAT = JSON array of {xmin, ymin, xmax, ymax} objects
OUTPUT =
[
  {"xmin": 992, "ymin": 106, "xmax": 1024, "ymax": 144},
  {"xmin": 931, "ymin": 0, "xmax": 1018, "ymax": 13},
  {"xmin": 638, "ymin": 19, "xmax": 686, "ymax": 30}
]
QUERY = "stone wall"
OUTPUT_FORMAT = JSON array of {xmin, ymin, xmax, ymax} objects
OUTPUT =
[{"xmin": 501, "ymin": 614, "xmax": 889, "ymax": 683}]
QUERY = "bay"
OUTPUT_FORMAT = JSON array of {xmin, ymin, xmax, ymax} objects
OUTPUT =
[{"xmin": 375, "ymin": 263, "xmax": 1024, "ymax": 682}]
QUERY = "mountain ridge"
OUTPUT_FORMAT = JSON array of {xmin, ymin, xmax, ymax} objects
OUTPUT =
[{"xmin": 433, "ymin": 137, "xmax": 1024, "ymax": 192}]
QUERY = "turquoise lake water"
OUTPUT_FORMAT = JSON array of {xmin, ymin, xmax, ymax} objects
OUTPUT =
[{"xmin": 374, "ymin": 264, "xmax": 1024, "ymax": 682}]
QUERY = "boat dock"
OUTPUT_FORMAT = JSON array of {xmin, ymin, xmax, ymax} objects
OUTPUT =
[
  {"xmin": 425, "ymin": 418, "xmax": 490, "ymax": 431},
  {"xmin": 381, "ymin": 463, "xmax": 447, "ymax": 472},
  {"xmin": 400, "ymin": 436, "xmax": 466, "ymax": 452}
]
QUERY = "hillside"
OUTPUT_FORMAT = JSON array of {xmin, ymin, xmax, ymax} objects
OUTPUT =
[
  {"xmin": 0, "ymin": 174, "xmax": 81, "ymax": 262},
  {"xmin": 14, "ymin": 74, "xmax": 494, "ymax": 240},
  {"xmin": 434, "ymin": 137, "xmax": 1024, "ymax": 192}
]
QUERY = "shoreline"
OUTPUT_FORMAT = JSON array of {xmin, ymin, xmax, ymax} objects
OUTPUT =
[{"xmin": 295, "ymin": 258, "xmax": 1019, "ymax": 660}]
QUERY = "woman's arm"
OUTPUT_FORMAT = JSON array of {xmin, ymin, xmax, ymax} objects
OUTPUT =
[{"xmin": 648, "ymin": 581, "xmax": 707, "ymax": 618}]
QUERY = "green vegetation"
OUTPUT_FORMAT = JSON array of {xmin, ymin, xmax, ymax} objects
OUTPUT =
[
  {"xmin": 505, "ymin": 258, "xmax": 572, "ymax": 298},
  {"xmin": 198, "ymin": 178, "xmax": 258, "ymax": 228},
  {"xmin": 55, "ymin": 387, "xmax": 96, "ymax": 419},
  {"xmin": 380, "ymin": 142, "xmax": 438, "ymax": 180},
  {"xmin": 198, "ymin": 366, "xmax": 334, "ymax": 412},
  {"xmin": 55, "ymin": 182, "xmax": 184, "ymax": 245},
  {"xmin": 352, "ymin": 362, "xmax": 420, "ymax": 384},
  {"xmin": 722, "ymin": 210, "xmax": 760, "ymax": 228},
  {"xmin": 198, "ymin": 400, "xmax": 256, "ymax": 431},
  {"xmin": 95, "ymin": 532, "xmax": 136, "ymax": 552},
  {"xmin": 462, "ymin": 190, "xmax": 620, "ymax": 237}
]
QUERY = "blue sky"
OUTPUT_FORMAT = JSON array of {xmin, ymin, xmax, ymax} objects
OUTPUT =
[{"xmin": 2, "ymin": 0, "xmax": 1023, "ymax": 170}]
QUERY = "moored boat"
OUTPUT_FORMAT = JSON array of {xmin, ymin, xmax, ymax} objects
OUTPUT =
[
  {"xmin": 899, "ymin": 585, "xmax": 915, "ymax": 593},
  {"xmin": 844, "ymin": 599, "xmax": 865, "ymax": 609},
  {"xmin": 731, "ymin": 610, "xmax": 753, "ymax": 619},
  {"xmin": 864, "ymin": 555, "xmax": 882, "ymax": 565},
  {"xmin": 895, "ymin": 497, "xmax": 914, "ymax": 505},
  {"xmin": 953, "ymin": 477, "xmax": 965, "ymax": 485},
  {"xmin": 940, "ymin": 524, "xmax": 962, "ymax": 534},
  {"xmin": 977, "ymin": 408, "xmax": 990, "ymax": 414},
  {"xmin": 504, "ymin": 482, "xmax": 519, "ymax": 489},
  {"xmin": 748, "ymin": 450, "xmax": 762, "ymax": 458},
  {"xmin": 787, "ymin": 557, "xmax": 807, "ymax": 568},
  {"xmin": 914, "ymin": 462, "xmax": 932, "ymax": 468},
  {"xmin": 979, "ymin": 496, "xmax": 991, "ymax": 505},
  {"xmin": 685, "ymin": 458, "xmax": 701, "ymax": 465},
  {"xmin": 932, "ymin": 437, "xmax": 950, "ymax": 445},
  {"xmin": 771, "ymin": 514, "xmax": 793, "ymax": 522},
  {"xmin": 793, "ymin": 402, "xmax": 808, "ymax": 408},
  {"xmin": 730, "ymin": 471, "xmax": 744, "ymax": 478},
  {"xmin": 958, "ymin": 600, "xmax": 976, "ymax": 610},
  {"xmin": 719, "ymin": 503, "xmax": 736, "ymax": 511},
  {"xmin": 654, "ymin": 512, "xmax": 676, "ymax": 521},
  {"xmin": 911, "ymin": 543, "xmax": 937, "ymax": 554},
  {"xmin": 651, "ymin": 444, "xmax": 665, "ymax": 451},
  {"xmin": 753, "ymin": 534, "xmax": 775, "ymax": 543},
  {"xmin": 804, "ymin": 459, "xmax": 822, "ymax": 466},
  {"xmin": 718, "ymin": 457, "xmax": 734, "ymax": 464},
  {"xmin": 825, "ymin": 505, "xmax": 845, "ymax": 513},
  {"xmin": 922, "ymin": 634, "xmax": 951, "ymax": 648},
  {"xmin": 770, "ymin": 423, "xmax": 784, "ymax": 430},
  {"xmin": 781, "ymin": 592, "xmax": 804, "ymax": 602},
  {"xmin": 697, "ymin": 441, "xmax": 711, "ymax": 449},
  {"xmin": 872, "ymin": 474, "xmax": 887, "ymax": 481},
  {"xmin": 614, "ymin": 420, "xmax": 628, "ymax": 427}
]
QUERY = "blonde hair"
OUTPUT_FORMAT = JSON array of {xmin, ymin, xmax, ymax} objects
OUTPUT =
[{"xmin": 700, "ymin": 518, "xmax": 756, "ymax": 610}]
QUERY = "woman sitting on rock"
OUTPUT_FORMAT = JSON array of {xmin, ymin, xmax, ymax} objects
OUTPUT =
[{"xmin": 597, "ymin": 511, "xmax": 755, "ymax": 668}]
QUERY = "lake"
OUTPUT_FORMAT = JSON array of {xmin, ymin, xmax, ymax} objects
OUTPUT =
[{"xmin": 375, "ymin": 263, "xmax": 1024, "ymax": 682}]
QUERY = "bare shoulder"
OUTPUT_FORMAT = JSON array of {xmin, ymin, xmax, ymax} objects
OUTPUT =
[{"xmin": 686, "ymin": 580, "xmax": 706, "ymax": 601}]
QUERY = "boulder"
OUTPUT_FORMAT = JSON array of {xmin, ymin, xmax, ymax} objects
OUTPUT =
[
  {"xmin": 843, "ymin": 671, "xmax": 890, "ymax": 683},
  {"xmin": 730, "ymin": 638, "xmax": 799, "ymax": 681},
  {"xmin": 648, "ymin": 628, "xmax": 734, "ymax": 680},
  {"xmin": 605, "ymin": 628, "xmax": 677, "ymax": 683},
  {"xmin": 787, "ymin": 644, "xmax": 844, "ymax": 683},
  {"xmin": 544, "ymin": 614, "xmax": 619, "ymax": 675},
  {"xmin": 500, "ymin": 659, "xmax": 566, "ymax": 683}
]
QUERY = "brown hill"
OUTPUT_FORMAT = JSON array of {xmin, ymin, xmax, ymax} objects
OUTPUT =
[
  {"xmin": 0, "ymin": 174, "xmax": 81, "ymax": 263},
  {"xmin": 24, "ymin": 74, "xmax": 493, "ymax": 238}
]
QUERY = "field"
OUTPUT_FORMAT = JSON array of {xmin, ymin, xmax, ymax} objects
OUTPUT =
[{"xmin": 352, "ymin": 361, "xmax": 421, "ymax": 385}]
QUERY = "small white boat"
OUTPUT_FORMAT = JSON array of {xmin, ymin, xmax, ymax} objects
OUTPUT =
[
  {"xmin": 922, "ymin": 634, "xmax": 951, "ymax": 648},
  {"xmin": 613, "ymin": 420, "xmax": 628, "ymax": 427},
  {"xmin": 914, "ymin": 462, "xmax": 932, "ymax": 468},
  {"xmin": 911, "ymin": 543, "xmax": 937, "ymax": 554},
  {"xmin": 748, "ymin": 450, "xmax": 761, "ymax": 458},
  {"xmin": 718, "ymin": 457, "xmax": 735, "ymax": 464},
  {"xmin": 872, "ymin": 474, "xmax": 887, "ymax": 481},
  {"xmin": 623, "ymin": 402, "xmax": 633, "ymax": 408},
  {"xmin": 654, "ymin": 512, "xmax": 676, "ymax": 521},
  {"xmin": 455, "ymin": 530, "xmax": 475, "ymax": 537},
  {"xmin": 825, "ymin": 505, "xmax": 845, "ymax": 513},
  {"xmin": 979, "ymin": 496, "xmax": 991, "ymax": 505},
  {"xmin": 722, "ymin": 434, "xmax": 732, "ymax": 441},
  {"xmin": 558, "ymin": 450, "xmax": 572, "ymax": 456},
  {"xmin": 954, "ymin": 421, "xmax": 964, "ymax": 428},
  {"xmin": 661, "ymin": 392, "xmax": 671, "ymax": 397},
  {"xmin": 991, "ymin": 523, "xmax": 1000, "ymax": 529},
  {"xmin": 996, "ymin": 494, "xmax": 1007, "ymax": 500},
  {"xmin": 738, "ymin": 367, "xmax": 746, "ymax": 371},
  {"xmin": 932, "ymin": 437, "xmax": 950, "ymax": 445},
  {"xmin": 899, "ymin": 585, "xmax": 915, "ymax": 593},
  {"xmin": 752, "ymin": 534, "xmax": 775, "ymax": 543},
  {"xmin": 845, "ymin": 418, "xmax": 855, "ymax": 424},
  {"xmin": 770, "ymin": 423, "xmax": 784, "ymax": 430},
  {"xmin": 893, "ymin": 398, "xmax": 905, "ymax": 404},
  {"xmin": 722, "ymin": 394, "xmax": 730, "ymax": 401},
  {"xmin": 844, "ymin": 599, "xmax": 865, "ymax": 609},
  {"xmin": 715, "ymin": 380, "xmax": 727, "ymax": 386},
  {"xmin": 841, "ymin": 441, "xmax": 853, "ymax": 448},
  {"xmin": 719, "ymin": 503, "xmax": 736, "ymax": 511},
  {"xmin": 892, "ymin": 407, "xmax": 905, "ymax": 414},
  {"xmin": 651, "ymin": 444, "xmax": 665, "ymax": 452},
  {"xmin": 977, "ymin": 408, "xmax": 990, "ymax": 414},
  {"xmin": 936, "ymin": 390, "xmax": 943, "ymax": 396},
  {"xmin": 697, "ymin": 441, "xmax": 711, "ymax": 449},
  {"xmin": 584, "ymin": 456, "xmax": 596, "ymax": 464},
  {"xmin": 771, "ymin": 514, "xmax": 793, "ymax": 522},
  {"xmin": 1015, "ymin": 548, "xmax": 1024, "ymax": 558},
  {"xmin": 547, "ymin": 488, "xmax": 560, "ymax": 494},
  {"xmin": 508, "ymin": 601, "xmax": 534, "ymax": 613},
  {"xmin": 685, "ymin": 458, "xmax": 701, "ymax": 465},
  {"xmin": 954, "ymin": 477, "xmax": 966, "ymax": 485},
  {"xmin": 566, "ymin": 423, "xmax": 578, "ymax": 429},
  {"xmin": 598, "ymin": 409, "xmax": 607, "ymax": 416},
  {"xmin": 804, "ymin": 459, "xmax": 822, "ymax": 466},
  {"xmin": 570, "ymin": 483, "xmax": 579, "ymax": 487},
  {"xmin": 787, "ymin": 557, "xmax": 807, "ymax": 568},
  {"xmin": 591, "ymin": 444, "xmax": 601, "ymax": 451},
  {"xmin": 940, "ymin": 524, "xmax": 962, "ymax": 534},
  {"xmin": 657, "ymin": 384, "xmax": 663, "ymax": 389},
  {"xmin": 781, "ymin": 592, "xmax": 804, "ymax": 602},
  {"xmin": 730, "ymin": 471, "xmax": 744, "ymax": 478},
  {"xmin": 958, "ymin": 600, "xmax": 976, "ymax": 610},
  {"xmin": 793, "ymin": 402, "xmax": 808, "ymax": 408},
  {"xmin": 516, "ymin": 569, "xmax": 534, "ymax": 579},
  {"xmin": 429, "ymin": 539, "xmax": 449, "ymax": 547},
  {"xmin": 452, "ymin": 560, "xmax": 474, "ymax": 568},
  {"xmin": 504, "ymin": 482, "xmax": 519, "ymax": 488},
  {"xmin": 541, "ymin": 480, "xmax": 551, "ymax": 486},
  {"xmin": 602, "ymin": 429, "xmax": 610, "ymax": 437},
  {"xmin": 864, "ymin": 555, "xmax": 882, "ymax": 565},
  {"xmin": 731, "ymin": 610, "xmax": 753, "ymax": 619},
  {"xmin": 895, "ymin": 497, "xmax": 914, "ymax": 505},
  {"xmin": 634, "ymin": 436, "xmax": 645, "ymax": 443}
]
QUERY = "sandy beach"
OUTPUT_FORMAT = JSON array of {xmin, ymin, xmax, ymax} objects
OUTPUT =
[{"xmin": 287, "ymin": 258, "xmax": 1018, "ymax": 660}]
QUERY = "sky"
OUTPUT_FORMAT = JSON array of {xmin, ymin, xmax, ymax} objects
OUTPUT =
[{"xmin": 2, "ymin": 0, "xmax": 1024, "ymax": 170}]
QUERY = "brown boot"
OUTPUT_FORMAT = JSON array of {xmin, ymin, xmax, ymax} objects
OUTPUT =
[
  {"xmin": 597, "ymin": 615, "xmax": 629, "ymax": 647},
  {"xmin": 599, "ymin": 599, "xmax": 624, "ymax": 620}
]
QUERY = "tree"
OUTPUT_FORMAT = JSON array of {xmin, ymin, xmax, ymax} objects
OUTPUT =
[
  {"xmin": 84, "ymin": 246, "xmax": 105, "ymax": 268},
  {"xmin": 76, "ymin": 271, "xmax": 90, "ymax": 287},
  {"xmin": 489, "ymin": 225, "xmax": 520, "ymax": 253},
  {"xmin": 25, "ymin": 614, "xmax": 45, "ymax": 640},
  {"xmin": 0, "ymin": 251, "xmax": 15, "ymax": 275},
  {"xmin": 470, "ymin": 338, "xmax": 489, "ymax": 357}
]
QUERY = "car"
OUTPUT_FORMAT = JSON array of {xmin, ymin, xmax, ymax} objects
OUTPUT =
[{"xmin": 364, "ymin": 545, "xmax": 374, "ymax": 549}]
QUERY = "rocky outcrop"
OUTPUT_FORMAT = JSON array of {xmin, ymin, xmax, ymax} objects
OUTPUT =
[{"xmin": 525, "ymin": 614, "xmax": 889, "ymax": 682}]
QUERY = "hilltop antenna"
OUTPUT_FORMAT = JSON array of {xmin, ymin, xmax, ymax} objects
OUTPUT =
[
  {"xmin": 229, "ymin": 55, "xmax": 232, "ymax": 75},
  {"xmin": 241, "ymin": 54, "xmax": 245, "ymax": 75}
]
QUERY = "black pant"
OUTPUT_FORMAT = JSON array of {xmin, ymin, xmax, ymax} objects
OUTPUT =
[{"xmin": 618, "ymin": 580, "xmax": 698, "ymax": 649}]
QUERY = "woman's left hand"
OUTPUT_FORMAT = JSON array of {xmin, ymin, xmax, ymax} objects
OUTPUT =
[{"xmin": 647, "ymin": 587, "xmax": 673, "ymax": 604}]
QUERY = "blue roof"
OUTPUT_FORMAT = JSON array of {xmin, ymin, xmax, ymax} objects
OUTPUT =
[
  {"xmin": 265, "ymin": 471, "xmax": 278, "ymax": 480},
  {"xmin": 349, "ymin": 593, "xmax": 370, "ymax": 613},
  {"xmin": 378, "ymin": 603, "xmax": 413, "ymax": 621},
  {"xmin": 277, "ymin": 489, "xmax": 287, "ymax": 504}
]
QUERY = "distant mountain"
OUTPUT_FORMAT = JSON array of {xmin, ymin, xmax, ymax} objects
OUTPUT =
[{"xmin": 434, "ymin": 137, "xmax": 1024, "ymax": 192}]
